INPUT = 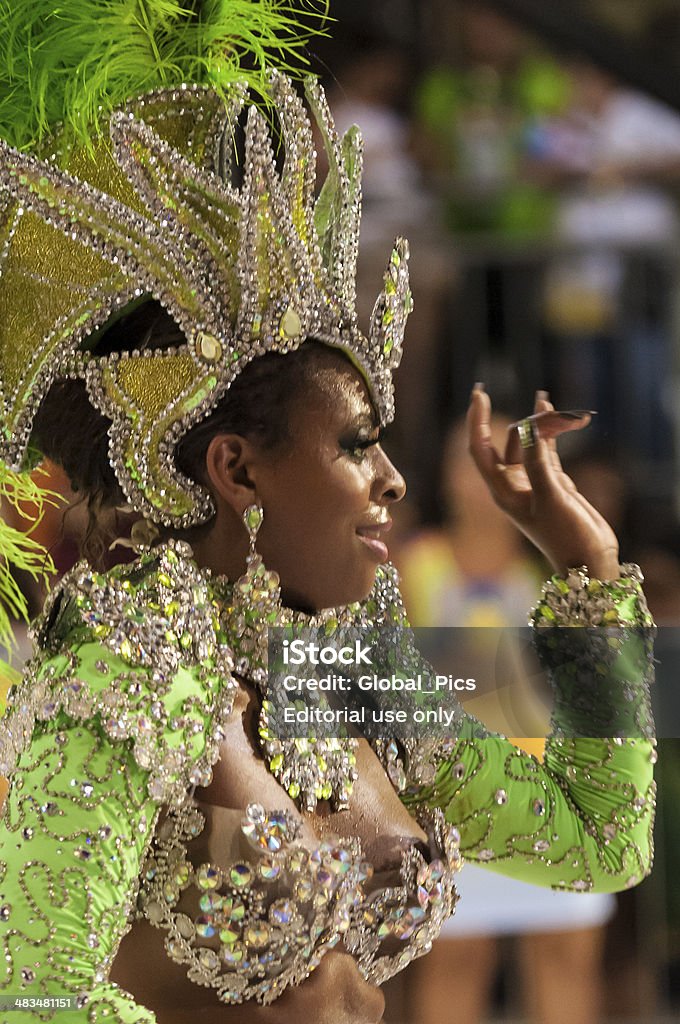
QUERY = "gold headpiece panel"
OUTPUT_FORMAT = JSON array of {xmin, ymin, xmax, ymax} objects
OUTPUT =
[{"xmin": 0, "ymin": 74, "xmax": 413, "ymax": 526}]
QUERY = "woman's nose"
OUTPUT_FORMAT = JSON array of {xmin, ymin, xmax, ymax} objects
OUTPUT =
[{"xmin": 375, "ymin": 449, "xmax": 406, "ymax": 503}]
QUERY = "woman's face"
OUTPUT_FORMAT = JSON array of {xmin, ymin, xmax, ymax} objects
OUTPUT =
[{"xmin": 253, "ymin": 353, "xmax": 406, "ymax": 611}]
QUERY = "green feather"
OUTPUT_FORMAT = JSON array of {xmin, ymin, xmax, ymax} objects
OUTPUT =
[
  {"xmin": 0, "ymin": 465, "xmax": 58, "ymax": 656},
  {"xmin": 0, "ymin": 0, "xmax": 329, "ymax": 151}
]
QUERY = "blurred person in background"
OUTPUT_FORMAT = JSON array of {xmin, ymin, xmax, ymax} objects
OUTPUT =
[
  {"xmin": 541, "ymin": 58, "xmax": 680, "ymax": 481},
  {"xmin": 396, "ymin": 415, "xmax": 613, "ymax": 1024},
  {"xmin": 415, "ymin": 0, "xmax": 570, "ymax": 239},
  {"xmin": 413, "ymin": 1, "xmax": 572, "ymax": 439}
]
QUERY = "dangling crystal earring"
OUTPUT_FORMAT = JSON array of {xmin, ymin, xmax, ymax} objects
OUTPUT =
[
  {"xmin": 234, "ymin": 503, "xmax": 281, "ymax": 607},
  {"xmin": 228, "ymin": 503, "xmax": 358, "ymax": 814}
]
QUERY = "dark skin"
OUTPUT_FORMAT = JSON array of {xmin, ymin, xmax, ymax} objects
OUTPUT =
[{"xmin": 111, "ymin": 356, "xmax": 619, "ymax": 1022}]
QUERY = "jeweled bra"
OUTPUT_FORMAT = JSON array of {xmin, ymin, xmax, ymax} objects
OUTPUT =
[{"xmin": 0, "ymin": 540, "xmax": 462, "ymax": 1004}]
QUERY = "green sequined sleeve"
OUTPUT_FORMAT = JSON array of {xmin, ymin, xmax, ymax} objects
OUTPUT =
[
  {"xmin": 0, "ymin": 549, "xmax": 236, "ymax": 1020},
  {"xmin": 400, "ymin": 566, "xmax": 656, "ymax": 893}
]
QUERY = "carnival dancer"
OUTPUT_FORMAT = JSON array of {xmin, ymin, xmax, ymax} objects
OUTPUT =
[{"xmin": 0, "ymin": 3, "xmax": 654, "ymax": 1022}]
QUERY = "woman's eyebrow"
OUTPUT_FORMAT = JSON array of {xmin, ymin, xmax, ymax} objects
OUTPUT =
[{"xmin": 351, "ymin": 413, "xmax": 379, "ymax": 431}]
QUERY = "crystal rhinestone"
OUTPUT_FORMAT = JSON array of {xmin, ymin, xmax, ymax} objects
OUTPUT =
[
  {"xmin": 447, "ymin": 826, "xmax": 461, "ymax": 847},
  {"xmin": 0, "ymin": 904, "xmax": 10, "ymax": 921},
  {"xmin": 75, "ymin": 994, "xmax": 89, "ymax": 1009},
  {"xmin": 143, "ymin": 858, "xmax": 158, "ymax": 881},
  {"xmin": 427, "ymin": 882, "xmax": 444, "ymax": 906},
  {"xmin": 22, "ymin": 827, "xmax": 33, "ymax": 840},
  {"xmin": 258, "ymin": 860, "xmax": 281, "ymax": 882},
  {"xmin": 387, "ymin": 760, "xmax": 407, "ymax": 790},
  {"xmin": 87, "ymin": 933, "xmax": 99, "ymax": 949},
  {"xmin": 98, "ymin": 826, "xmax": 112, "ymax": 840},
  {"xmin": 244, "ymin": 923, "xmax": 270, "ymax": 948},
  {"xmin": 451, "ymin": 761, "xmax": 465, "ymax": 781},
  {"xmin": 287, "ymin": 849, "xmax": 309, "ymax": 873},
  {"xmin": 176, "ymin": 915, "xmax": 195, "ymax": 939},
  {"xmin": 219, "ymin": 923, "xmax": 241, "ymax": 945},
  {"xmin": 74, "ymin": 848, "xmax": 92, "ymax": 861},
  {"xmin": 602, "ymin": 823, "xmax": 618, "ymax": 841},
  {"xmin": 163, "ymin": 882, "xmax": 180, "ymax": 904},
  {"xmin": 197, "ymin": 948, "xmax": 220, "ymax": 972},
  {"xmin": 244, "ymin": 505, "xmax": 264, "ymax": 534},
  {"xmin": 245, "ymin": 802, "xmax": 266, "ymax": 824},
  {"xmin": 316, "ymin": 867, "xmax": 334, "ymax": 890},
  {"xmin": 280, "ymin": 306, "xmax": 302, "ymax": 339},
  {"xmin": 42, "ymin": 802, "xmax": 59, "ymax": 816},
  {"xmin": 533, "ymin": 799, "xmax": 546, "ymax": 816},
  {"xmin": 81, "ymin": 782, "xmax": 94, "ymax": 798},
  {"xmin": 173, "ymin": 864, "xmax": 190, "ymax": 886},
  {"xmin": 223, "ymin": 897, "xmax": 246, "ymax": 922},
  {"xmin": 335, "ymin": 908, "xmax": 351, "ymax": 933},
  {"xmin": 494, "ymin": 789, "xmax": 507, "ymax": 805},
  {"xmin": 145, "ymin": 900, "xmax": 164, "ymax": 924},
  {"xmin": 222, "ymin": 942, "xmax": 245, "ymax": 966},
  {"xmin": 417, "ymin": 885, "xmax": 431, "ymax": 909},
  {"xmin": 229, "ymin": 863, "xmax": 253, "ymax": 888},
  {"xmin": 21, "ymin": 968, "xmax": 35, "ymax": 982},
  {"xmin": 294, "ymin": 877, "xmax": 314, "ymax": 901},
  {"xmin": 421, "ymin": 860, "xmax": 444, "ymax": 886},
  {"xmin": 166, "ymin": 939, "xmax": 184, "ymax": 961},
  {"xmin": 327, "ymin": 847, "xmax": 352, "ymax": 875},
  {"xmin": 478, "ymin": 849, "xmax": 494, "ymax": 861},
  {"xmin": 199, "ymin": 893, "xmax": 223, "ymax": 913},
  {"xmin": 269, "ymin": 899, "xmax": 295, "ymax": 926},
  {"xmin": 195, "ymin": 331, "xmax": 223, "ymax": 362},
  {"xmin": 195, "ymin": 915, "xmax": 216, "ymax": 938},
  {"xmin": 393, "ymin": 907, "xmax": 426, "ymax": 940},
  {"xmin": 533, "ymin": 839, "xmax": 550, "ymax": 852},
  {"xmin": 196, "ymin": 864, "xmax": 221, "ymax": 890}
]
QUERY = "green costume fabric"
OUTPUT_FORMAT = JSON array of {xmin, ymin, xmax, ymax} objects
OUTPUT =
[{"xmin": 0, "ymin": 544, "xmax": 655, "ymax": 1022}]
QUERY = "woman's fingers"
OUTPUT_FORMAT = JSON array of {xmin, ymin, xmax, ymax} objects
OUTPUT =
[
  {"xmin": 468, "ymin": 385, "xmax": 596, "ymax": 514},
  {"xmin": 467, "ymin": 386, "xmax": 503, "ymax": 480},
  {"xmin": 504, "ymin": 410, "xmax": 592, "ymax": 467},
  {"xmin": 468, "ymin": 386, "xmax": 530, "ymax": 510}
]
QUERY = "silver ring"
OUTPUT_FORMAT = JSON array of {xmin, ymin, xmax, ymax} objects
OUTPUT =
[{"xmin": 517, "ymin": 418, "xmax": 537, "ymax": 449}]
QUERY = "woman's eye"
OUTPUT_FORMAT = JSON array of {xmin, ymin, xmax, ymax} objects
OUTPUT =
[{"xmin": 345, "ymin": 435, "xmax": 380, "ymax": 461}]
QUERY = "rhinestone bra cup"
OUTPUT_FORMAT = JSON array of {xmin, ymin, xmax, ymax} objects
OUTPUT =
[{"xmin": 137, "ymin": 798, "xmax": 461, "ymax": 1004}]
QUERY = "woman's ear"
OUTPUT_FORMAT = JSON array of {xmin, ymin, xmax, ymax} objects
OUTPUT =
[{"xmin": 204, "ymin": 433, "xmax": 258, "ymax": 514}]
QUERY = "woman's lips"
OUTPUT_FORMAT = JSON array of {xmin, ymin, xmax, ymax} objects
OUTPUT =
[{"xmin": 356, "ymin": 521, "xmax": 391, "ymax": 562}]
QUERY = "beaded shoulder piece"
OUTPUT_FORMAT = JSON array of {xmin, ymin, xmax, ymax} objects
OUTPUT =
[
  {"xmin": 0, "ymin": 73, "xmax": 412, "ymax": 527},
  {"xmin": 0, "ymin": 540, "xmax": 237, "ymax": 805}
]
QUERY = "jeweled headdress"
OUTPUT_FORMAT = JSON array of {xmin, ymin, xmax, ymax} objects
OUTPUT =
[{"xmin": 0, "ymin": 1, "xmax": 413, "ymax": 528}]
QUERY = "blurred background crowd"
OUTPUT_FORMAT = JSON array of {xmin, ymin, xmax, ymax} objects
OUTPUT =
[{"xmin": 4, "ymin": 0, "xmax": 680, "ymax": 1020}]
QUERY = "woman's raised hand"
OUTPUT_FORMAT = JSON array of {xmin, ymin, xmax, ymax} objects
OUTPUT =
[{"xmin": 467, "ymin": 385, "xmax": 621, "ymax": 580}]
